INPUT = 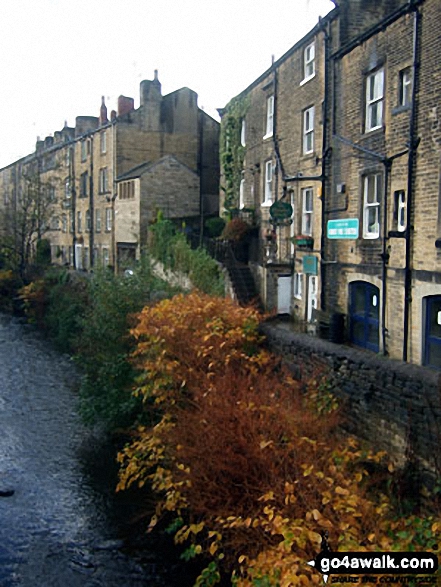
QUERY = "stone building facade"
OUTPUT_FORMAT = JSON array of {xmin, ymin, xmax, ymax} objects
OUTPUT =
[
  {"xmin": 219, "ymin": 17, "xmax": 333, "ymax": 325},
  {"xmin": 220, "ymin": 0, "xmax": 441, "ymax": 368},
  {"xmin": 0, "ymin": 72, "xmax": 219, "ymax": 273}
]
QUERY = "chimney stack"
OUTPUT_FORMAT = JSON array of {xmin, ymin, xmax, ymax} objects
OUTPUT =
[
  {"xmin": 99, "ymin": 96, "xmax": 108, "ymax": 125},
  {"xmin": 117, "ymin": 95, "xmax": 135, "ymax": 117}
]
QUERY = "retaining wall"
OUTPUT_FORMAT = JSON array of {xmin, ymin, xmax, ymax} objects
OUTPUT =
[{"xmin": 260, "ymin": 321, "xmax": 441, "ymax": 484}]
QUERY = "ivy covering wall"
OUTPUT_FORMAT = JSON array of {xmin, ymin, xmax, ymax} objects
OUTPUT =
[{"xmin": 220, "ymin": 95, "xmax": 249, "ymax": 217}]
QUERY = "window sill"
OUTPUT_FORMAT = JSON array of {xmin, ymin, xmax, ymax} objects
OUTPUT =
[
  {"xmin": 261, "ymin": 201, "xmax": 273, "ymax": 208},
  {"xmin": 300, "ymin": 73, "xmax": 315, "ymax": 86},
  {"xmin": 362, "ymin": 234, "xmax": 380, "ymax": 240},
  {"xmin": 364, "ymin": 125, "xmax": 384, "ymax": 135},
  {"xmin": 392, "ymin": 105, "xmax": 411, "ymax": 116},
  {"xmin": 263, "ymin": 132, "xmax": 273, "ymax": 141}
]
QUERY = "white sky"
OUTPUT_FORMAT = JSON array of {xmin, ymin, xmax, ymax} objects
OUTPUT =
[{"xmin": 0, "ymin": 0, "xmax": 334, "ymax": 170}]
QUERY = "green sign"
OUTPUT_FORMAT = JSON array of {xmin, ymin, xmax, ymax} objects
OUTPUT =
[
  {"xmin": 270, "ymin": 200, "xmax": 293, "ymax": 220},
  {"xmin": 327, "ymin": 218, "xmax": 359, "ymax": 239},
  {"xmin": 303, "ymin": 255, "xmax": 318, "ymax": 275}
]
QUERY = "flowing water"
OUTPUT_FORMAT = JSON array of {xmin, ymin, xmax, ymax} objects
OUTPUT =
[{"xmin": 0, "ymin": 314, "xmax": 189, "ymax": 587}]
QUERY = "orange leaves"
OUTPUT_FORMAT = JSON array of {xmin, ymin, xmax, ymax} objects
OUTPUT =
[{"xmin": 116, "ymin": 291, "xmax": 441, "ymax": 587}]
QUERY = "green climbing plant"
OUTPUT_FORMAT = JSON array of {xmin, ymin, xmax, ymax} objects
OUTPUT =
[{"xmin": 220, "ymin": 94, "xmax": 249, "ymax": 218}]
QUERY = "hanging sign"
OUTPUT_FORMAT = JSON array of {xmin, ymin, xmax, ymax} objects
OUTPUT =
[
  {"xmin": 303, "ymin": 255, "xmax": 318, "ymax": 275},
  {"xmin": 270, "ymin": 200, "xmax": 293, "ymax": 220}
]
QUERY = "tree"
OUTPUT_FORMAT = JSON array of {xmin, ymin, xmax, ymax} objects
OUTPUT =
[{"xmin": 0, "ymin": 157, "xmax": 59, "ymax": 275}]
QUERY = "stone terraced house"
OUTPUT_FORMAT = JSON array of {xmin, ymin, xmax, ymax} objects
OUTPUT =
[
  {"xmin": 0, "ymin": 71, "xmax": 219, "ymax": 273},
  {"xmin": 220, "ymin": 0, "xmax": 441, "ymax": 368}
]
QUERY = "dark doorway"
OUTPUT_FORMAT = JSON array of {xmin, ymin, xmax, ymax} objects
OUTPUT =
[
  {"xmin": 423, "ymin": 296, "xmax": 441, "ymax": 369},
  {"xmin": 349, "ymin": 281, "xmax": 380, "ymax": 352}
]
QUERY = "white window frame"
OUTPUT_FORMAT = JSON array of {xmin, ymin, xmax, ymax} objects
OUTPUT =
[
  {"xmin": 65, "ymin": 178, "xmax": 71, "ymax": 199},
  {"xmin": 77, "ymin": 210, "xmax": 82, "ymax": 233},
  {"xmin": 95, "ymin": 209, "xmax": 102, "ymax": 233},
  {"xmin": 394, "ymin": 190, "xmax": 406, "ymax": 232},
  {"xmin": 239, "ymin": 176, "xmax": 245, "ymax": 210},
  {"xmin": 294, "ymin": 272, "xmax": 303, "ymax": 300},
  {"xmin": 303, "ymin": 106, "xmax": 314, "ymax": 154},
  {"xmin": 301, "ymin": 42, "xmax": 315, "ymax": 84},
  {"xmin": 105, "ymin": 207, "xmax": 112, "ymax": 231},
  {"xmin": 399, "ymin": 67, "xmax": 412, "ymax": 107},
  {"xmin": 365, "ymin": 68, "xmax": 384, "ymax": 132},
  {"xmin": 100, "ymin": 130, "xmax": 107, "ymax": 154},
  {"xmin": 99, "ymin": 167, "xmax": 108, "ymax": 193},
  {"xmin": 81, "ymin": 140, "xmax": 88, "ymax": 162},
  {"xmin": 363, "ymin": 173, "xmax": 382, "ymax": 239},
  {"xmin": 301, "ymin": 187, "xmax": 314, "ymax": 236},
  {"xmin": 241, "ymin": 119, "xmax": 246, "ymax": 147},
  {"xmin": 263, "ymin": 160, "xmax": 273, "ymax": 207},
  {"xmin": 264, "ymin": 95, "xmax": 274, "ymax": 139}
]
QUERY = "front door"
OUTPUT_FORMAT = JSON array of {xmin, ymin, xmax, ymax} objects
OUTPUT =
[
  {"xmin": 424, "ymin": 296, "xmax": 441, "ymax": 369},
  {"xmin": 277, "ymin": 275, "xmax": 291, "ymax": 315},
  {"xmin": 349, "ymin": 281, "xmax": 380, "ymax": 352},
  {"xmin": 307, "ymin": 275, "xmax": 318, "ymax": 322}
]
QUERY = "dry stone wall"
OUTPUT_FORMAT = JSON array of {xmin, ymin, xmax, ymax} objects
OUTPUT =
[{"xmin": 260, "ymin": 321, "xmax": 441, "ymax": 485}]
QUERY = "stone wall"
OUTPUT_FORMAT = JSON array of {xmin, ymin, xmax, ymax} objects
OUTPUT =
[{"xmin": 260, "ymin": 321, "xmax": 441, "ymax": 484}]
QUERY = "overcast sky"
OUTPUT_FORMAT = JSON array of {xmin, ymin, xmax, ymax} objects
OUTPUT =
[{"xmin": 0, "ymin": 0, "xmax": 334, "ymax": 170}]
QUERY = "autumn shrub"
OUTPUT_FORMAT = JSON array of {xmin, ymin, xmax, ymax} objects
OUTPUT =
[
  {"xmin": 116, "ymin": 292, "xmax": 441, "ymax": 587},
  {"xmin": 18, "ymin": 278, "xmax": 48, "ymax": 328},
  {"xmin": 0, "ymin": 269, "xmax": 23, "ymax": 312},
  {"xmin": 221, "ymin": 218, "xmax": 250, "ymax": 242}
]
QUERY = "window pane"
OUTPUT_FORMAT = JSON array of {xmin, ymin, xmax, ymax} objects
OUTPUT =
[{"xmin": 367, "ymin": 207, "xmax": 378, "ymax": 233}]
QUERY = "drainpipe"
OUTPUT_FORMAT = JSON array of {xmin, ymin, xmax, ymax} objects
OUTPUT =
[
  {"xmin": 89, "ymin": 135, "xmax": 94, "ymax": 269},
  {"xmin": 381, "ymin": 159, "xmax": 391, "ymax": 356},
  {"xmin": 403, "ymin": 3, "xmax": 421, "ymax": 362},
  {"xmin": 320, "ymin": 21, "xmax": 331, "ymax": 312},
  {"xmin": 271, "ymin": 62, "xmax": 282, "ymax": 262},
  {"xmin": 70, "ymin": 144, "xmax": 77, "ymax": 269}
]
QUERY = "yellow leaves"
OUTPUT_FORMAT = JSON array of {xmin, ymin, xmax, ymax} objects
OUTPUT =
[
  {"xmin": 260, "ymin": 440, "xmax": 274, "ymax": 450},
  {"xmin": 301, "ymin": 464, "xmax": 314, "ymax": 477},
  {"xmin": 259, "ymin": 491, "xmax": 276, "ymax": 502},
  {"xmin": 335, "ymin": 486, "xmax": 350, "ymax": 496}
]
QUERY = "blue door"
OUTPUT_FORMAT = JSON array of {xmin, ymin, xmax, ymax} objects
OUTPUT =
[
  {"xmin": 424, "ymin": 296, "xmax": 441, "ymax": 369},
  {"xmin": 349, "ymin": 281, "xmax": 380, "ymax": 352}
]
